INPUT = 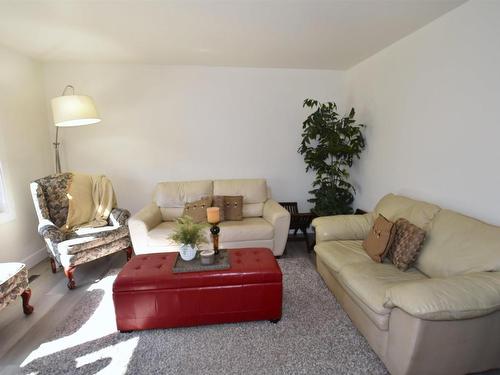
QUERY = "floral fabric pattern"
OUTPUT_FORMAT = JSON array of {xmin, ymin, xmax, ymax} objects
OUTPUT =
[
  {"xmin": 0, "ymin": 264, "xmax": 29, "ymax": 311},
  {"xmin": 62, "ymin": 225, "xmax": 130, "ymax": 255},
  {"xmin": 59, "ymin": 237, "xmax": 132, "ymax": 267},
  {"xmin": 33, "ymin": 173, "xmax": 72, "ymax": 228},
  {"xmin": 31, "ymin": 173, "xmax": 132, "ymax": 269}
]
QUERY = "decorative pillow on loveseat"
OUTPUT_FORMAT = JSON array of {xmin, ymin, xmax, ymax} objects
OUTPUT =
[
  {"xmin": 224, "ymin": 196, "xmax": 243, "ymax": 221},
  {"xmin": 362, "ymin": 214, "xmax": 396, "ymax": 262},
  {"xmin": 388, "ymin": 218, "xmax": 426, "ymax": 271},
  {"xmin": 183, "ymin": 197, "xmax": 212, "ymax": 223},
  {"xmin": 212, "ymin": 195, "xmax": 226, "ymax": 222}
]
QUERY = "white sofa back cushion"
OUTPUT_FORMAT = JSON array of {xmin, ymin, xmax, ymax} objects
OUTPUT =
[
  {"xmin": 154, "ymin": 180, "xmax": 213, "ymax": 221},
  {"xmin": 375, "ymin": 193, "xmax": 440, "ymax": 231},
  {"xmin": 416, "ymin": 209, "xmax": 500, "ymax": 278},
  {"xmin": 213, "ymin": 179, "xmax": 268, "ymax": 218}
]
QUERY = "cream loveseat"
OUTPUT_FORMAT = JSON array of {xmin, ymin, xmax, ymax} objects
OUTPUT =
[
  {"xmin": 312, "ymin": 194, "xmax": 500, "ymax": 375},
  {"xmin": 129, "ymin": 179, "xmax": 290, "ymax": 256}
]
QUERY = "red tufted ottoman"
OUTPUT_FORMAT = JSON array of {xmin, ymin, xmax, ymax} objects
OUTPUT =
[{"xmin": 112, "ymin": 248, "xmax": 282, "ymax": 331}]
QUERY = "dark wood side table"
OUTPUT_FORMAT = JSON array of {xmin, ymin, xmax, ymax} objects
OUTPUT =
[{"xmin": 279, "ymin": 202, "xmax": 316, "ymax": 253}]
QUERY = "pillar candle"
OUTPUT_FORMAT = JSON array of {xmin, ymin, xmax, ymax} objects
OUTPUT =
[{"xmin": 207, "ymin": 207, "xmax": 220, "ymax": 224}]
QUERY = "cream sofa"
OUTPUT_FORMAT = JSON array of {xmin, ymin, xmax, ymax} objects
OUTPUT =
[
  {"xmin": 129, "ymin": 179, "xmax": 290, "ymax": 256},
  {"xmin": 312, "ymin": 194, "xmax": 500, "ymax": 375}
]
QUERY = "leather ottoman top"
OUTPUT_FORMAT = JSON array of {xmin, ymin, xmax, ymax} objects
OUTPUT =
[{"xmin": 113, "ymin": 248, "xmax": 282, "ymax": 293}]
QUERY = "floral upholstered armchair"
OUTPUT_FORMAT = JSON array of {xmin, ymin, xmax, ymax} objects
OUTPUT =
[{"xmin": 30, "ymin": 173, "xmax": 133, "ymax": 289}]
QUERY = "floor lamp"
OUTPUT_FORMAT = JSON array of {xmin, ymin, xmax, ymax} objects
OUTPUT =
[{"xmin": 50, "ymin": 85, "xmax": 101, "ymax": 173}]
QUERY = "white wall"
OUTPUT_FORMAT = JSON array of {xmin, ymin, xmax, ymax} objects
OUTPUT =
[
  {"xmin": 0, "ymin": 46, "xmax": 52, "ymax": 265},
  {"xmin": 347, "ymin": 0, "xmax": 500, "ymax": 225},
  {"xmin": 43, "ymin": 64, "xmax": 346, "ymax": 213}
]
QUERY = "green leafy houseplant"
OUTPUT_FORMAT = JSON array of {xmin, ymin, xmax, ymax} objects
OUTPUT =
[
  {"xmin": 169, "ymin": 216, "xmax": 208, "ymax": 247},
  {"xmin": 298, "ymin": 99, "xmax": 366, "ymax": 216}
]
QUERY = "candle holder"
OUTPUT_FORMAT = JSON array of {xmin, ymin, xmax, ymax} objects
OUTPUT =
[{"xmin": 210, "ymin": 222, "xmax": 220, "ymax": 255}]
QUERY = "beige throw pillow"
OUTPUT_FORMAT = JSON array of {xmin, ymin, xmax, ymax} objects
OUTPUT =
[
  {"xmin": 388, "ymin": 218, "xmax": 426, "ymax": 271},
  {"xmin": 183, "ymin": 197, "xmax": 211, "ymax": 223},
  {"xmin": 224, "ymin": 196, "xmax": 243, "ymax": 221},
  {"xmin": 362, "ymin": 214, "xmax": 396, "ymax": 262}
]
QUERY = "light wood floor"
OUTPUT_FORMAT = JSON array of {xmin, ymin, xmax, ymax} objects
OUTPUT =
[
  {"xmin": 0, "ymin": 240, "xmax": 314, "ymax": 375},
  {"xmin": 0, "ymin": 251, "xmax": 128, "ymax": 375}
]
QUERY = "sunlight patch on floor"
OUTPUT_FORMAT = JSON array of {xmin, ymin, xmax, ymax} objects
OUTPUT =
[
  {"xmin": 75, "ymin": 337, "xmax": 139, "ymax": 375},
  {"xmin": 20, "ymin": 273, "xmax": 120, "ymax": 368}
]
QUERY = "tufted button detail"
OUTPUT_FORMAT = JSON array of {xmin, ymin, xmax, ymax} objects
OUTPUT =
[
  {"xmin": 135, "ymin": 266, "xmax": 141, "ymax": 270},
  {"xmin": 256, "ymin": 258, "xmax": 261, "ymax": 262},
  {"xmin": 157, "ymin": 265, "xmax": 162, "ymax": 269}
]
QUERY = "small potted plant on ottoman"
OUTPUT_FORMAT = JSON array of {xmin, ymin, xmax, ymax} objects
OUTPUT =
[{"xmin": 170, "ymin": 216, "xmax": 207, "ymax": 261}]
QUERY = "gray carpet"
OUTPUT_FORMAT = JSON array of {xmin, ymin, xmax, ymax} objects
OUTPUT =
[{"xmin": 21, "ymin": 256, "xmax": 388, "ymax": 375}]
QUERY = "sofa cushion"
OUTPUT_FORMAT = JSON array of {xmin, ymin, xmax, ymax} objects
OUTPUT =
[
  {"xmin": 154, "ymin": 180, "xmax": 213, "ymax": 208},
  {"xmin": 160, "ymin": 207, "xmax": 184, "ymax": 221},
  {"xmin": 219, "ymin": 218, "xmax": 273, "ymax": 242},
  {"xmin": 315, "ymin": 240, "xmax": 372, "ymax": 273},
  {"xmin": 416, "ymin": 209, "xmax": 500, "ymax": 278},
  {"xmin": 147, "ymin": 222, "xmax": 183, "ymax": 248},
  {"xmin": 147, "ymin": 222, "xmax": 211, "ymax": 249},
  {"xmin": 338, "ymin": 262, "xmax": 428, "ymax": 329},
  {"xmin": 213, "ymin": 179, "xmax": 267, "ymax": 218},
  {"xmin": 384, "ymin": 271, "xmax": 500, "ymax": 320},
  {"xmin": 242, "ymin": 203, "xmax": 265, "ymax": 218},
  {"xmin": 375, "ymin": 193, "xmax": 440, "ymax": 231}
]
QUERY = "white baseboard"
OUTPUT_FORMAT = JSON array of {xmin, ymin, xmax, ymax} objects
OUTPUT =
[{"xmin": 22, "ymin": 247, "xmax": 48, "ymax": 269}]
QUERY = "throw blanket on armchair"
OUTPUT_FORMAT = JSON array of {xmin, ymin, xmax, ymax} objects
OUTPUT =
[{"xmin": 63, "ymin": 173, "xmax": 117, "ymax": 231}]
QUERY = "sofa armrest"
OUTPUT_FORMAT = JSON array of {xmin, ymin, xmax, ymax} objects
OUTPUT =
[
  {"xmin": 128, "ymin": 203, "xmax": 163, "ymax": 253},
  {"xmin": 384, "ymin": 272, "xmax": 500, "ymax": 320},
  {"xmin": 312, "ymin": 213, "xmax": 374, "ymax": 243},
  {"xmin": 263, "ymin": 199, "xmax": 291, "ymax": 256},
  {"xmin": 38, "ymin": 219, "xmax": 65, "ymax": 244}
]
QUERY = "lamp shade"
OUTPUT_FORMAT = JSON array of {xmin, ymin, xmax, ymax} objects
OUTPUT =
[{"xmin": 51, "ymin": 95, "xmax": 101, "ymax": 127}]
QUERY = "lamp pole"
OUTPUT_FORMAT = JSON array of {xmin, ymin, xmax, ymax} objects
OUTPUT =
[
  {"xmin": 53, "ymin": 126, "xmax": 61, "ymax": 173},
  {"xmin": 52, "ymin": 85, "xmax": 74, "ymax": 174}
]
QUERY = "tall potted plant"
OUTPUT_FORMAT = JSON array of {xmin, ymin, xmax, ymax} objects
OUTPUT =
[{"xmin": 298, "ymin": 99, "xmax": 365, "ymax": 216}]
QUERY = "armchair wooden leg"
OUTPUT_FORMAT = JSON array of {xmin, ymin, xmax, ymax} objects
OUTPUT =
[
  {"xmin": 21, "ymin": 289, "xmax": 34, "ymax": 315},
  {"xmin": 125, "ymin": 247, "xmax": 133, "ymax": 262},
  {"xmin": 64, "ymin": 266, "xmax": 76, "ymax": 289},
  {"xmin": 50, "ymin": 258, "xmax": 58, "ymax": 274}
]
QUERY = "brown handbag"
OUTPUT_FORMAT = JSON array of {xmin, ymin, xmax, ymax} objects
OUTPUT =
[{"xmin": 362, "ymin": 214, "xmax": 396, "ymax": 262}]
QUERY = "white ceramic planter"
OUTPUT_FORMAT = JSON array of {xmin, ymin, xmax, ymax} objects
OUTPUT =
[{"xmin": 179, "ymin": 244, "xmax": 197, "ymax": 261}]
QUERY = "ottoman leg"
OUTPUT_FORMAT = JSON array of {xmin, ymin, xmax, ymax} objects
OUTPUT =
[
  {"xmin": 270, "ymin": 318, "xmax": 280, "ymax": 324},
  {"xmin": 125, "ymin": 247, "xmax": 133, "ymax": 262},
  {"xmin": 64, "ymin": 266, "xmax": 76, "ymax": 289},
  {"xmin": 21, "ymin": 289, "xmax": 34, "ymax": 315}
]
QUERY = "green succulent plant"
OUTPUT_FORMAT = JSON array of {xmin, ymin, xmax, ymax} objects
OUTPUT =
[{"xmin": 169, "ymin": 216, "xmax": 208, "ymax": 247}]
